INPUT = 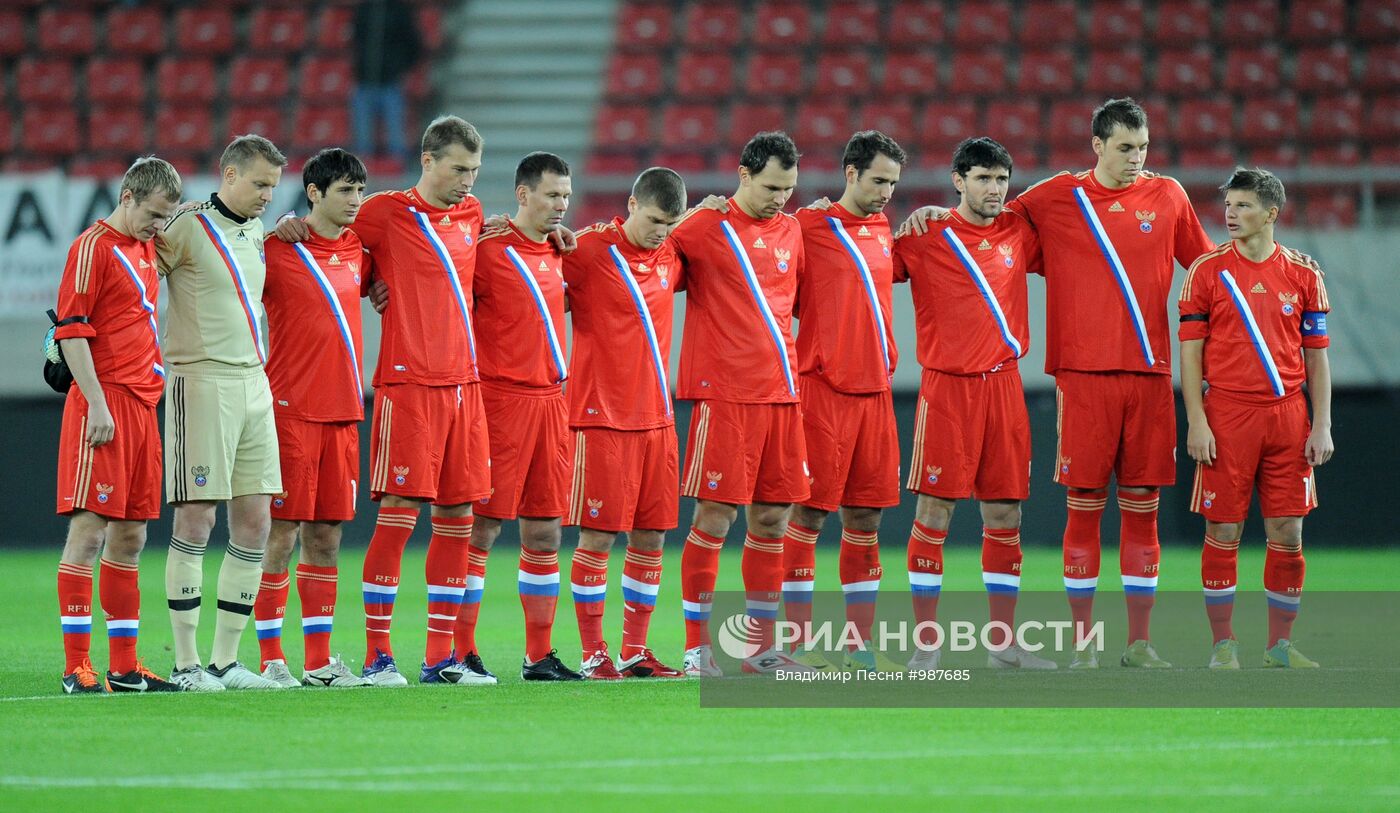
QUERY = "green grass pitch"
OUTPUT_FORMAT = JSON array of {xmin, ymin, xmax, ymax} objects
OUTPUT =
[{"xmin": 2, "ymin": 544, "xmax": 1396, "ymax": 811}]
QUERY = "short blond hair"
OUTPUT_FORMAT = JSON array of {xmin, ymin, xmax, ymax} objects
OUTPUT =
[
  {"xmin": 219, "ymin": 134, "xmax": 287, "ymax": 173},
  {"xmin": 421, "ymin": 115, "xmax": 483, "ymax": 158},
  {"xmin": 120, "ymin": 156, "xmax": 182, "ymax": 204}
]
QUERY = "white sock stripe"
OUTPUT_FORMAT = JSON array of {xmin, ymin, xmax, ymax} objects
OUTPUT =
[
  {"xmin": 465, "ymin": 575, "xmax": 486, "ymax": 590},
  {"xmin": 841, "ymin": 579, "xmax": 882, "ymax": 593},
  {"xmin": 570, "ymin": 582, "xmax": 608, "ymax": 595},
  {"xmin": 620, "ymin": 575, "xmax": 660, "ymax": 595},
  {"xmin": 907, "ymin": 572, "xmax": 943, "ymax": 587},
  {"xmin": 1121, "ymin": 575, "xmax": 1159, "ymax": 588},
  {"xmin": 1202, "ymin": 587, "xmax": 1236, "ymax": 598},
  {"xmin": 982, "ymin": 572, "xmax": 1022, "ymax": 588},
  {"xmin": 1063, "ymin": 576, "xmax": 1098, "ymax": 589},
  {"xmin": 745, "ymin": 599, "xmax": 779, "ymax": 612},
  {"xmin": 104, "ymin": 618, "xmax": 139, "ymax": 630},
  {"xmin": 361, "ymin": 583, "xmax": 399, "ymax": 596},
  {"xmin": 253, "ymin": 619, "xmax": 284, "ymax": 631},
  {"xmin": 517, "ymin": 570, "xmax": 561, "ymax": 585},
  {"xmin": 427, "ymin": 613, "xmax": 458, "ymax": 622},
  {"xmin": 60, "ymin": 615, "xmax": 92, "ymax": 625},
  {"xmin": 300, "ymin": 615, "xmax": 335, "ymax": 626},
  {"xmin": 1266, "ymin": 589, "xmax": 1302, "ymax": 606},
  {"xmin": 681, "ymin": 599, "xmax": 712, "ymax": 613},
  {"xmin": 781, "ymin": 580, "xmax": 815, "ymax": 592}
]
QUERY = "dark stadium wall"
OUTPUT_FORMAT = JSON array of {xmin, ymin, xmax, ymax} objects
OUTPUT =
[{"xmin": 6, "ymin": 390, "xmax": 1394, "ymax": 549}]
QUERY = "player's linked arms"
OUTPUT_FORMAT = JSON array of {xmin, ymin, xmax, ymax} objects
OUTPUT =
[
  {"xmin": 481, "ymin": 214, "xmax": 579, "ymax": 253},
  {"xmin": 897, "ymin": 205, "xmax": 953, "ymax": 238},
  {"xmin": 803, "ymin": 197, "xmax": 834, "ymax": 211}
]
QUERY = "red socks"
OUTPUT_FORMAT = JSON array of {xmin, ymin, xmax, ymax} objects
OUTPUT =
[
  {"xmin": 681, "ymin": 527, "xmax": 724, "ymax": 650},
  {"xmin": 424, "ymin": 515, "xmax": 473, "ymax": 664},
  {"xmin": 58, "ymin": 562, "xmax": 93, "ymax": 674},
  {"xmin": 781, "ymin": 523, "xmax": 819, "ymax": 648},
  {"xmin": 1264, "ymin": 542, "xmax": 1305, "ymax": 646},
  {"xmin": 906, "ymin": 522, "xmax": 945, "ymax": 647},
  {"xmin": 839, "ymin": 528, "xmax": 881, "ymax": 647},
  {"xmin": 981, "ymin": 528, "xmax": 1022, "ymax": 649},
  {"xmin": 362, "ymin": 506, "xmax": 417, "ymax": 662},
  {"xmin": 253, "ymin": 571, "xmax": 291, "ymax": 668},
  {"xmin": 453, "ymin": 544, "xmax": 490, "ymax": 657},
  {"xmin": 571, "ymin": 548, "xmax": 609, "ymax": 657},
  {"xmin": 1118, "ymin": 489, "xmax": 1161, "ymax": 644},
  {"xmin": 1202, "ymin": 534, "xmax": 1240, "ymax": 644},
  {"xmin": 99, "ymin": 557, "xmax": 140, "ymax": 674},
  {"xmin": 741, "ymin": 532, "xmax": 784, "ymax": 653},
  {"xmin": 1063, "ymin": 489, "xmax": 1106, "ymax": 643},
  {"xmin": 297, "ymin": 563, "xmax": 337, "ymax": 671},
  {"xmin": 518, "ymin": 548, "xmax": 560, "ymax": 662},
  {"xmin": 621, "ymin": 546, "xmax": 662, "ymax": 659}
]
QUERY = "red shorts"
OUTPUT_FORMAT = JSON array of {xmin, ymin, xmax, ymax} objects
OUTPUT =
[
  {"xmin": 1190, "ymin": 390, "xmax": 1317, "ymax": 522},
  {"xmin": 369, "ymin": 382, "xmax": 490, "ymax": 506},
  {"xmin": 271, "ymin": 412, "xmax": 359, "ymax": 522},
  {"xmin": 566, "ymin": 426, "xmax": 678, "ymax": 532},
  {"xmin": 800, "ymin": 375, "xmax": 900, "ymax": 511},
  {"xmin": 1053, "ymin": 370, "xmax": 1176, "ymax": 489},
  {"xmin": 476, "ymin": 383, "xmax": 572, "ymax": 520},
  {"xmin": 907, "ymin": 367, "xmax": 1030, "ymax": 501},
  {"xmin": 57, "ymin": 385, "xmax": 161, "ymax": 521},
  {"xmin": 681, "ymin": 400, "xmax": 810, "ymax": 506}
]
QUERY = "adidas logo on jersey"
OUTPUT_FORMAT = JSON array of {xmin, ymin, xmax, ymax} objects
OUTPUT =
[
  {"xmin": 328, "ymin": 254, "xmax": 341, "ymax": 265},
  {"xmin": 978, "ymin": 239, "xmax": 992, "ymax": 250},
  {"xmin": 1109, "ymin": 201, "xmax": 1125, "ymax": 212},
  {"xmin": 138, "ymin": 258, "xmax": 150, "ymax": 269},
  {"xmin": 752, "ymin": 237, "xmax": 767, "ymax": 249},
  {"xmin": 538, "ymin": 260, "xmax": 550, "ymax": 273},
  {"xmin": 858, "ymin": 225, "xmax": 871, "ymax": 236},
  {"xmin": 1251, "ymin": 282, "xmax": 1268, "ymax": 294},
  {"xmin": 439, "ymin": 215, "xmax": 452, "ymax": 226}
]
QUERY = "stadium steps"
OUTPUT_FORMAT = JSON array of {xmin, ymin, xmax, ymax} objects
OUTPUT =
[{"xmin": 442, "ymin": 0, "xmax": 618, "ymax": 215}]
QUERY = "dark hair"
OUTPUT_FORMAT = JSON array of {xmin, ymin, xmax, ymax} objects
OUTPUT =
[
  {"xmin": 302, "ymin": 148, "xmax": 367, "ymax": 208},
  {"xmin": 515, "ymin": 151, "xmax": 571, "ymax": 190},
  {"xmin": 952, "ymin": 137, "xmax": 1013, "ymax": 178},
  {"xmin": 842, "ymin": 130, "xmax": 908, "ymax": 175},
  {"xmin": 740, "ymin": 131, "xmax": 800, "ymax": 175},
  {"xmin": 1091, "ymin": 97, "xmax": 1148, "ymax": 141},
  {"xmin": 421, "ymin": 115, "xmax": 483, "ymax": 158},
  {"xmin": 632, "ymin": 166, "xmax": 687, "ymax": 216},
  {"xmin": 1220, "ymin": 166, "xmax": 1286, "ymax": 211},
  {"xmin": 220, "ymin": 134, "xmax": 287, "ymax": 172}
]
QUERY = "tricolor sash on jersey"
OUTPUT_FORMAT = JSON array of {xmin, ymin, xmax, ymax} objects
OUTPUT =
[
  {"xmin": 828, "ymin": 217, "xmax": 892, "ymax": 374},
  {"xmin": 1218, "ymin": 270, "xmax": 1286, "ymax": 397},
  {"xmin": 196, "ymin": 213, "xmax": 267, "ymax": 364},
  {"xmin": 410, "ymin": 208, "xmax": 479, "ymax": 375},
  {"xmin": 292, "ymin": 242, "xmax": 364, "ymax": 403},
  {"xmin": 607, "ymin": 244, "xmax": 671, "ymax": 417},
  {"xmin": 719, "ymin": 221, "xmax": 796, "ymax": 396},
  {"xmin": 504, "ymin": 245, "xmax": 568, "ymax": 383},
  {"xmin": 940, "ymin": 226, "xmax": 1024, "ymax": 358},
  {"xmin": 1072, "ymin": 188, "xmax": 1154, "ymax": 368},
  {"xmin": 109, "ymin": 246, "xmax": 164, "ymax": 379}
]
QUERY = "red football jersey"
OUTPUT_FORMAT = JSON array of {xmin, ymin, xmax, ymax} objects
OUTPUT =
[
  {"xmin": 894, "ymin": 209, "xmax": 1042, "ymax": 375},
  {"xmin": 670, "ymin": 200, "xmax": 804, "ymax": 404},
  {"xmin": 473, "ymin": 219, "xmax": 568, "ymax": 391},
  {"xmin": 355, "ymin": 188, "xmax": 481, "ymax": 387},
  {"xmin": 263, "ymin": 228, "xmax": 369, "ymax": 423},
  {"xmin": 1009, "ymin": 170, "xmax": 1215, "ymax": 375},
  {"xmin": 1178, "ymin": 241, "xmax": 1330, "ymax": 402},
  {"xmin": 564, "ymin": 217, "xmax": 677, "ymax": 429},
  {"xmin": 794, "ymin": 203, "xmax": 898, "ymax": 393},
  {"xmin": 53, "ymin": 220, "xmax": 164, "ymax": 406}
]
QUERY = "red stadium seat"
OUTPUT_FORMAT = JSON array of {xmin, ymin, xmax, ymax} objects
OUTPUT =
[
  {"xmin": 823, "ymin": 1, "xmax": 881, "ymax": 47},
  {"xmin": 1017, "ymin": 49, "xmax": 1076, "ymax": 95},
  {"xmin": 753, "ymin": 2, "xmax": 812, "ymax": 48},
  {"xmin": 416, "ymin": 7, "xmax": 445, "ymax": 52},
  {"xmin": 1307, "ymin": 93, "xmax": 1363, "ymax": 141},
  {"xmin": 605, "ymin": 53, "xmax": 664, "ymax": 99},
  {"xmin": 887, "ymin": 0, "xmax": 946, "ymax": 47},
  {"xmin": 1368, "ymin": 144, "xmax": 1400, "ymax": 165},
  {"xmin": 1292, "ymin": 44, "xmax": 1352, "ymax": 93},
  {"xmin": 1286, "ymin": 0, "xmax": 1345, "ymax": 43},
  {"xmin": 1360, "ymin": 46, "xmax": 1400, "ymax": 92},
  {"xmin": 106, "ymin": 6, "xmax": 166, "ymax": 56},
  {"xmin": 68, "ymin": 158, "xmax": 131, "ymax": 179},
  {"xmin": 87, "ymin": 107, "xmax": 148, "ymax": 156},
  {"xmin": 1046, "ymin": 145, "xmax": 1094, "ymax": 170},
  {"xmin": 1175, "ymin": 99, "xmax": 1235, "ymax": 145},
  {"xmin": 814, "ymin": 51, "xmax": 872, "ymax": 96},
  {"xmin": 402, "ymin": 64, "xmax": 430, "ymax": 101},
  {"xmin": 1087, "ymin": 0, "xmax": 1143, "ymax": 46},
  {"xmin": 1084, "ymin": 50, "xmax": 1143, "ymax": 95},
  {"xmin": 1222, "ymin": 47, "xmax": 1280, "ymax": 97},
  {"xmin": 316, "ymin": 6, "xmax": 353, "ymax": 51},
  {"xmin": 17, "ymin": 59, "xmax": 75, "ymax": 106},
  {"xmin": 881, "ymin": 51, "xmax": 939, "ymax": 96},
  {"xmin": 1018, "ymin": 1, "xmax": 1079, "ymax": 47},
  {"xmin": 1305, "ymin": 193, "xmax": 1357, "ymax": 228},
  {"xmin": 1176, "ymin": 145, "xmax": 1238, "ymax": 169},
  {"xmin": 249, "ymin": 8, "xmax": 309, "ymax": 53},
  {"xmin": 155, "ymin": 108, "xmax": 215, "ymax": 157},
  {"xmin": 1154, "ymin": 48, "xmax": 1214, "ymax": 95},
  {"xmin": 1151, "ymin": 0, "xmax": 1210, "ymax": 46},
  {"xmin": 174, "ymin": 8, "xmax": 236, "ymax": 55},
  {"xmin": 984, "ymin": 100, "xmax": 1043, "ymax": 157},
  {"xmin": 1304, "ymin": 143, "xmax": 1361, "ymax": 166},
  {"xmin": 746, "ymin": 52, "xmax": 804, "ymax": 97},
  {"xmin": 727, "ymin": 102, "xmax": 789, "ymax": 148},
  {"xmin": 0, "ymin": 11, "xmax": 26, "ymax": 58},
  {"xmin": 1135, "ymin": 95, "xmax": 1172, "ymax": 138},
  {"xmin": 291, "ymin": 105, "xmax": 351, "ymax": 151},
  {"xmin": 651, "ymin": 149, "xmax": 710, "ymax": 174},
  {"xmin": 228, "ymin": 105, "xmax": 285, "ymax": 143},
  {"xmin": 859, "ymin": 101, "xmax": 916, "ymax": 143},
  {"xmin": 685, "ymin": 3, "xmax": 743, "ymax": 49},
  {"xmin": 795, "ymin": 102, "xmax": 853, "ymax": 151},
  {"xmin": 946, "ymin": 53, "xmax": 1004, "ymax": 95},
  {"xmin": 301, "ymin": 57, "xmax": 354, "ymax": 102},
  {"xmin": 572, "ymin": 196, "xmax": 628, "ymax": 229},
  {"xmin": 917, "ymin": 101, "xmax": 976, "ymax": 156},
  {"xmin": 1367, "ymin": 95, "xmax": 1400, "ymax": 138},
  {"xmin": 1048, "ymin": 101, "xmax": 1092, "ymax": 147},
  {"xmin": 593, "ymin": 104, "xmax": 652, "ymax": 149},
  {"xmin": 1219, "ymin": 0, "xmax": 1279, "ymax": 43},
  {"xmin": 616, "ymin": 2, "xmax": 672, "ymax": 49},
  {"xmin": 37, "ymin": 9, "xmax": 96, "ymax": 56},
  {"xmin": 86, "ymin": 58, "xmax": 146, "ymax": 105},
  {"xmin": 662, "ymin": 104, "xmax": 719, "ymax": 148},
  {"xmin": 954, "ymin": 1, "xmax": 1012, "ymax": 47},
  {"xmin": 675, "ymin": 53, "xmax": 734, "ymax": 99},
  {"xmin": 1238, "ymin": 96, "xmax": 1298, "ymax": 144},
  {"xmin": 0, "ymin": 109, "xmax": 11, "ymax": 154},
  {"xmin": 584, "ymin": 151, "xmax": 644, "ymax": 176},
  {"xmin": 1245, "ymin": 144, "xmax": 1299, "ymax": 167},
  {"xmin": 157, "ymin": 57, "xmax": 219, "ymax": 104},
  {"xmin": 22, "ymin": 108, "xmax": 80, "ymax": 157},
  {"xmin": 1354, "ymin": 0, "xmax": 1400, "ymax": 42},
  {"xmin": 229, "ymin": 57, "xmax": 291, "ymax": 103}
]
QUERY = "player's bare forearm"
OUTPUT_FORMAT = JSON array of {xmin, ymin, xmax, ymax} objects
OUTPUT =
[
  {"xmin": 897, "ymin": 205, "xmax": 950, "ymax": 238},
  {"xmin": 273, "ymin": 215, "xmax": 310, "ymax": 243},
  {"xmin": 549, "ymin": 224, "xmax": 578, "ymax": 253},
  {"xmin": 58, "ymin": 338, "xmax": 114, "ymax": 447},
  {"xmin": 1181, "ymin": 339, "xmax": 1214, "ymax": 464},
  {"xmin": 1304, "ymin": 347, "xmax": 1334, "ymax": 466}
]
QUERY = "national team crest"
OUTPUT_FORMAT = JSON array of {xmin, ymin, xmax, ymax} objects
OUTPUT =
[
  {"xmin": 774, "ymin": 247, "xmax": 791, "ymax": 272},
  {"xmin": 1136, "ymin": 210, "xmax": 1156, "ymax": 233},
  {"xmin": 878, "ymin": 234, "xmax": 891, "ymax": 256},
  {"xmin": 998, "ymin": 243, "xmax": 1015, "ymax": 268},
  {"xmin": 479, "ymin": 486, "xmax": 496, "ymax": 505},
  {"xmin": 656, "ymin": 262, "xmax": 671, "ymax": 289},
  {"xmin": 1279, "ymin": 291, "xmax": 1299, "ymax": 315},
  {"xmin": 706, "ymin": 471, "xmax": 723, "ymax": 490},
  {"xmin": 393, "ymin": 465, "xmax": 409, "ymax": 486},
  {"xmin": 1059, "ymin": 457, "xmax": 1071, "ymax": 475},
  {"xmin": 273, "ymin": 492, "xmax": 287, "ymax": 509},
  {"xmin": 1203, "ymin": 490, "xmax": 1216, "ymax": 509},
  {"xmin": 95, "ymin": 483, "xmax": 113, "ymax": 504},
  {"xmin": 191, "ymin": 466, "xmax": 210, "ymax": 488},
  {"xmin": 926, "ymin": 465, "xmax": 942, "ymax": 485},
  {"xmin": 587, "ymin": 498, "xmax": 603, "ymax": 518}
]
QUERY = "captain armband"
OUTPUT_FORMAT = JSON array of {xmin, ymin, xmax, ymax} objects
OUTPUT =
[{"xmin": 1300, "ymin": 312, "xmax": 1327, "ymax": 337}]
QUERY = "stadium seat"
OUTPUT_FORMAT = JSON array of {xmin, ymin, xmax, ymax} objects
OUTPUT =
[
  {"xmin": 1175, "ymin": 98, "xmax": 1235, "ymax": 145},
  {"xmin": 402, "ymin": 64, "xmax": 430, "ymax": 101},
  {"xmin": 106, "ymin": 6, "xmax": 166, "ymax": 56},
  {"xmin": 1360, "ymin": 45, "xmax": 1400, "ymax": 92},
  {"xmin": 249, "ymin": 8, "xmax": 309, "ymax": 53},
  {"xmin": 1017, "ymin": 49, "xmax": 1076, "ymax": 95},
  {"xmin": 230, "ymin": 57, "xmax": 291, "ymax": 103},
  {"xmin": 685, "ymin": 3, "xmax": 743, "ymax": 50},
  {"xmin": 1048, "ymin": 100, "xmax": 1092, "ymax": 146},
  {"xmin": 796, "ymin": 102, "xmax": 853, "ymax": 151},
  {"xmin": 675, "ymin": 53, "xmax": 733, "ymax": 99},
  {"xmin": 917, "ymin": 101, "xmax": 977, "ymax": 156},
  {"xmin": 1245, "ymin": 144, "xmax": 1299, "ymax": 167},
  {"xmin": 36, "ymin": 9, "xmax": 96, "ymax": 56},
  {"xmin": 746, "ymin": 52, "xmax": 804, "ymax": 97},
  {"xmin": 291, "ymin": 105, "xmax": 351, "ymax": 152},
  {"xmin": 1219, "ymin": 0, "xmax": 1279, "ymax": 43},
  {"xmin": 650, "ymin": 149, "xmax": 709, "ymax": 174},
  {"xmin": 87, "ymin": 107, "xmax": 148, "ymax": 156},
  {"xmin": 0, "ymin": 10, "xmax": 26, "ymax": 58},
  {"xmin": 881, "ymin": 51, "xmax": 939, "ymax": 96},
  {"xmin": 85, "ymin": 58, "xmax": 146, "ymax": 106},
  {"xmin": 1305, "ymin": 143, "xmax": 1361, "ymax": 166},
  {"xmin": 1084, "ymin": 50, "xmax": 1143, "ymax": 95},
  {"xmin": 1176, "ymin": 145, "xmax": 1238, "ymax": 169},
  {"xmin": 1046, "ymin": 145, "xmax": 1092, "ymax": 170},
  {"xmin": 0, "ymin": 109, "xmax": 11, "ymax": 155},
  {"xmin": 887, "ymin": 0, "xmax": 946, "ymax": 47},
  {"xmin": 859, "ymin": 101, "xmax": 916, "ymax": 143},
  {"xmin": 813, "ymin": 51, "xmax": 872, "ymax": 96},
  {"xmin": 1136, "ymin": 95, "xmax": 1172, "ymax": 138},
  {"xmin": 584, "ymin": 151, "xmax": 644, "ymax": 176},
  {"xmin": 947, "ymin": 52, "xmax": 1005, "ymax": 95},
  {"xmin": 228, "ymin": 105, "xmax": 285, "ymax": 144},
  {"xmin": 17, "ymin": 58, "xmax": 76, "ymax": 106},
  {"xmin": 1239, "ymin": 96, "xmax": 1299, "ymax": 145},
  {"xmin": 22, "ymin": 108, "xmax": 80, "ymax": 156},
  {"xmin": 1087, "ymin": 0, "xmax": 1143, "ymax": 46},
  {"xmin": 753, "ymin": 2, "xmax": 812, "ymax": 48},
  {"xmin": 1154, "ymin": 48, "xmax": 1214, "ymax": 96},
  {"xmin": 300, "ymin": 57, "xmax": 354, "ymax": 102},
  {"xmin": 953, "ymin": 1, "xmax": 1012, "ymax": 47},
  {"xmin": 1151, "ymin": 0, "xmax": 1210, "ymax": 46},
  {"xmin": 1354, "ymin": 0, "xmax": 1400, "ymax": 42},
  {"xmin": 416, "ymin": 7, "xmax": 445, "ymax": 53},
  {"xmin": 1286, "ymin": 0, "xmax": 1346, "ymax": 43},
  {"xmin": 1368, "ymin": 144, "xmax": 1400, "ymax": 165},
  {"xmin": 156, "ymin": 57, "xmax": 219, "ymax": 104},
  {"xmin": 316, "ymin": 6, "xmax": 354, "ymax": 51},
  {"xmin": 605, "ymin": 53, "xmax": 662, "ymax": 99},
  {"xmin": 727, "ymin": 101, "xmax": 789, "ymax": 148},
  {"xmin": 615, "ymin": 2, "xmax": 672, "ymax": 49},
  {"xmin": 1367, "ymin": 95, "xmax": 1400, "ymax": 139},
  {"xmin": 174, "ymin": 8, "xmax": 236, "ymax": 55},
  {"xmin": 572, "ymin": 195, "xmax": 628, "ymax": 229},
  {"xmin": 984, "ymin": 100, "xmax": 1043, "ymax": 158},
  {"xmin": 593, "ymin": 104, "xmax": 652, "ymax": 149},
  {"xmin": 1306, "ymin": 193, "xmax": 1358, "ymax": 228},
  {"xmin": 68, "ymin": 157, "xmax": 131, "ymax": 179},
  {"xmin": 155, "ymin": 108, "xmax": 215, "ymax": 157},
  {"xmin": 1222, "ymin": 47, "xmax": 1280, "ymax": 97},
  {"xmin": 1018, "ymin": 1, "xmax": 1079, "ymax": 47},
  {"xmin": 1292, "ymin": 44, "xmax": 1353, "ymax": 93},
  {"xmin": 1307, "ymin": 93, "xmax": 1363, "ymax": 141},
  {"xmin": 822, "ymin": 1, "xmax": 881, "ymax": 47},
  {"xmin": 661, "ymin": 104, "xmax": 720, "ymax": 148}
]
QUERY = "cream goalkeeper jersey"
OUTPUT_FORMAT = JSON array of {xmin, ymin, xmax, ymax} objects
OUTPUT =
[{"xmin": 157, "ymin": 194, "xmax": 269, "ymax": 368}]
